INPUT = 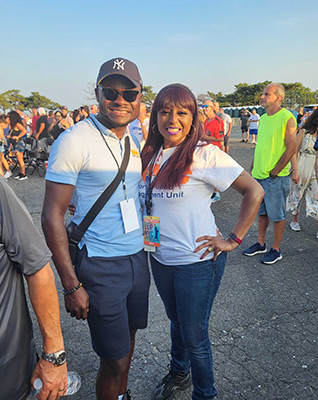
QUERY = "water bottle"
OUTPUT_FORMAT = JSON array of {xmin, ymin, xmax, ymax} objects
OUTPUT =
[{"xmin": 31, "ymin": 371, "xmax": 81, "ymax": 397}]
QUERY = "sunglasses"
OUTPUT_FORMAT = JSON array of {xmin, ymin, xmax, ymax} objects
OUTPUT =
[
  {"xmin": 201, "ymin": 105, "xmax": 210, "ymax": 109},
  {"xmin": 99, "ymin": 87, "xmax": 140, "ymax": 103}
]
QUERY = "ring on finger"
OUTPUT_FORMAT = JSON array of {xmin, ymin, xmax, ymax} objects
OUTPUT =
[
  {"xmin": 58, "ymin": 388, "xmax": 65, "ymax": 392},
  {"xmin": 208, "ymin": 246, "xmax": 213, "ymax": 252}
]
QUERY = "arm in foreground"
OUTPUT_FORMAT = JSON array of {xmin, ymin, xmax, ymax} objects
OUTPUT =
[
  {"xmin": 26, "ymin": 263, "xmax": 68, "ymax": 399},
  {"xmin": 194, "ymin": 171, "xmax": 264, "ymax": 260},
  {"xmin": 41, "ymin": 181, "xmax": 89, "ymax": 320}
]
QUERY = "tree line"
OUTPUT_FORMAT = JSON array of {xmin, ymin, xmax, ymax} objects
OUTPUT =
[
  {"xmin": 198, "ymin": 81, "xmax": 318, "ymax": 108},
  {"xmin": 1, "ymin": 82, "xmax": 317, "ymax": 113},
  {"xmin": 0, "ymin": 90, "xmax": 61, "ymax": 113}
]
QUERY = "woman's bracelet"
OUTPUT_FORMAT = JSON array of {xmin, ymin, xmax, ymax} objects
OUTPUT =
[
  {"xmin": 228, "ymin": 232, "xmax": 242, "ymax": 245},
  {"xmin": 62, "ymin": 282, "xmax": 83, "ymax": 296}
]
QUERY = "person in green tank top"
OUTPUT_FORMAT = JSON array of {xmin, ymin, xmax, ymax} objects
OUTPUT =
[{"xmin": 243, "ymin": 83, "xmax": 297, "ymax": 264}]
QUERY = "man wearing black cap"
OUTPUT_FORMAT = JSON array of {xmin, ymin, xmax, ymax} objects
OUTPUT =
[{"xmin": 42, "ymin": 58, "xmax": 150, "ymax": 400}]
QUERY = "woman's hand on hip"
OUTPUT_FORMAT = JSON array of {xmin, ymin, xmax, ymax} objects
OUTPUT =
[{"xmin": 194, "ymin": 235, "xmax": 237, "ymax": 261}]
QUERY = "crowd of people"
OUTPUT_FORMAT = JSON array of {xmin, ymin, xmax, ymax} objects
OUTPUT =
[
  {"xmin": 0, "ymin": 104, "xmax": 100, "ymax": 181},
  {"xmin": 1, "ymin": 57, "xmax": 318, "ymax": 400}
]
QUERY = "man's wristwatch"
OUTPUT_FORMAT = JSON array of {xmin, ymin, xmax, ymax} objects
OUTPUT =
[
  {"xmin": 41, "ymin": 350, "xmax": 66, "ymax": 366},
  {"xmin": 269, "ymin": 172, "xmax": 278, "ymax": 179}
]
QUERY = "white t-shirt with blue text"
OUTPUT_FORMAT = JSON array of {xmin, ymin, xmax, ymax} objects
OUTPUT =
[{"xmin": 139, "ymin": 142, "xmax": 243, "ymax": 265}]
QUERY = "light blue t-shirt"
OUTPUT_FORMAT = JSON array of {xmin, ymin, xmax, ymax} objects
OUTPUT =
[{"xmin": 46, "ymin": 115, "xmax": 144, "ymax": 257}]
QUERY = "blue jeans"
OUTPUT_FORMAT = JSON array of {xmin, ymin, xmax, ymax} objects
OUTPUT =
[{"xmin": 151, "ymin": 252, "xmax": 227, "ymax": 400}]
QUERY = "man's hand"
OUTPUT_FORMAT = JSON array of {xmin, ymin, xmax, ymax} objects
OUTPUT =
[
  {"xmin": 64, "ymin": 287, "xmax": 89, "ymax": 320},
  {"xmin": 30, "ymin": 359, "xmax": 67, "ymax": 400},
  {"xmin": 291, "ymin": 170, "xmax": 299, "ymax": 184},
  {"xmin": 68, "ymin": 202, "xmax": 76, "ymax": 216}
]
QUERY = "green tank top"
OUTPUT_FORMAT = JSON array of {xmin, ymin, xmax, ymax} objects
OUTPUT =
[{"xmin": 252, "ymin": 108, "xmax": 296, "ymax": 179}]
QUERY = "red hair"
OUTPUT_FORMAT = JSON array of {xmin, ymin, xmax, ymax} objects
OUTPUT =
[{"xmin": 141, "ymin": 84, "xmax": 209, "ymax": 189}]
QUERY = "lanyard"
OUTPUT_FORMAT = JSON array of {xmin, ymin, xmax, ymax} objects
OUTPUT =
[
  {"xmin": 90, "ymin": 117, "xmax": 128, "ymax": 200},
  {"xmin": 145, "ymin": 150, "xmax": 168, "ymax": 216}
]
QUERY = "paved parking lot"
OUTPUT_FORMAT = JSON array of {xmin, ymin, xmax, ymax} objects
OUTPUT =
[{"xmin": 12, "ymin": 127, "xmax": 318, "ymax": 399}]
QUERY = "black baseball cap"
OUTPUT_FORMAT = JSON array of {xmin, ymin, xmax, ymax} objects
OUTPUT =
[{"xmin": 96, "ymin": 57, "xmax": 142, "ymax": 88}]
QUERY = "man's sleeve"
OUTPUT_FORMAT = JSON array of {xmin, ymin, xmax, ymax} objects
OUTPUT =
[
  {"xmin": 0, "ymin": 182, "xmax": 51, "ymax": 275},
  {"xmin": 45, "ymin": 129, "xmax": 83, "ymax": 185}
]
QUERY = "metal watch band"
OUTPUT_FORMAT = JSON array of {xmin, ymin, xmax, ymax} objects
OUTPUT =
[{"xmin": 41, "ymin": 350, "xmax": 66, "ymax": 366}]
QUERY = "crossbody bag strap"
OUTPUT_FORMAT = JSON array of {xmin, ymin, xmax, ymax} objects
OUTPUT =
[{"xmin": 70, "ymin": 123, "xmax": 131, "ymax": 244}]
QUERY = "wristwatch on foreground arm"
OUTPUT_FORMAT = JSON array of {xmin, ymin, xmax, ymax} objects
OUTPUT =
[
  {"xmin": 41, "ymin": 350, "xmax": 66, "ymax": 366},
  {"xmin": 228, "ymin": 232, "xmax": 242, "ymax": 245}
]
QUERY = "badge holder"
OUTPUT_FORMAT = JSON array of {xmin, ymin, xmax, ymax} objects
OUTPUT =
[{"xmin": 143, "ymin": 215, "xmax": 160, "ymax": 252}]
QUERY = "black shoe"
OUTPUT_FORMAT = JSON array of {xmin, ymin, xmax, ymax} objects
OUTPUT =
[
  {"xmin": 122, "ymin": 389, "xmax": 131, "ymax": 400},
  {"xmin": 153, "ymin": 370, "xmax": 191, "ymax": 400}
]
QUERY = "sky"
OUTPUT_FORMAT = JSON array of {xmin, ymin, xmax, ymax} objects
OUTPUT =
[{"xmin": 1, "ymin": 0, "xmax": 317, "ymax": 109}]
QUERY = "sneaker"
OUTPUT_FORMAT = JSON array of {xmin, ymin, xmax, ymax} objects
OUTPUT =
[
  {"xmin": 243, "ymin": 242, "xmax": 267, "ymax": 256},
  {"xmin": 240, "ymin": 139, "xmax": 245, "ymax": 142},
  {"xmin": 261, "ymin": 248, "xmax": 282, "ymax": 264},
  {"xmin": 122, "ymin": 390, "xmax": 131, "ymax": 400},
  {"xmin": 211, "ymin": 192, "xmax": 221, "ymax": 203},
  {"xmin": 251, "ymin": 140, "xmax": 256, "ymax": 144},
  {"xmin": 4, "ymin": 170, "xmax": 12, "ymax": 179},
  {"xmin": 153, "ymin": 370, "xmax": 191, "ymax": 400},
  {"xmin": 290, "ymin": 221, "xmax": 301, "ymax": 231},
  {"xmin": 15, "ymin": 173, "xmax": 28, "ymax": 181}
]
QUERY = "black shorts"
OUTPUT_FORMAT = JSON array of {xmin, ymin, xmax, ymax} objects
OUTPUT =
[
  {"xmin": 224, "ymin": 135, "xmax": 229, "ymax": 146},
  {"xmin": 241, "ymin": 126, "xmax": 248, "ymax": 133},
  {"xmin": 75, "ymin": 246, "xmax": 150, "ymax": 360}
]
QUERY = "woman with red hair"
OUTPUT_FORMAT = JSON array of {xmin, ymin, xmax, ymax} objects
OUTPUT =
[{"xmin": 140, "ymin": 84, "xmax": 264, "ymax": 400}]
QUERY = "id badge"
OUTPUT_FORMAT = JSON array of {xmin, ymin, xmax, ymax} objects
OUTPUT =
[
  {"xmin": 120, "ymin": 198, "xmax": 140, "ymax": 234},
  {"xmin": 143, "ymin": 215, "xmax": 160, "ymax": 252}
]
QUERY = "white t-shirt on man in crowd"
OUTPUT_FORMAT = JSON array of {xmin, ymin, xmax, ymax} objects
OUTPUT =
[{"xmin": 249, "ymin": 113, "xmax": 260, "ymax": 130}]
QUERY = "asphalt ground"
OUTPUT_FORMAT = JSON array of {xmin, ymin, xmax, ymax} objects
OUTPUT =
[{"xmin": 10, "ymin": 127, "xmax": 317, "ymax": 400}]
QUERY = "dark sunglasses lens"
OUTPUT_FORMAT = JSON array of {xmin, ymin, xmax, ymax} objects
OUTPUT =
[
  {"xmin": 103, "ymin": 88, "xmax": 118, "ymax": 101},
  {"xmin": 102, "ymin": 88, "xmax": 139, "ymax": 102},
  {"xmin": 122, "ymin": 91, "xmax": 139, "ymax": 102}
]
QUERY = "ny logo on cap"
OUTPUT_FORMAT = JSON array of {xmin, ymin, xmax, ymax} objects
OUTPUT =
[{"xmin": 113, "ymin": 59, "xmax": 125, "ymax": 70}]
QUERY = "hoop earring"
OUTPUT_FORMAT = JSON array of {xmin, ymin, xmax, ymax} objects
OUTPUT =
[
  {"xmin": 152, "ymin": 123, "xmax": 158, "ymax": 136},
  {"xmin": 188, "ymin": 124, "xmax": 196, "ymax": 136}
]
